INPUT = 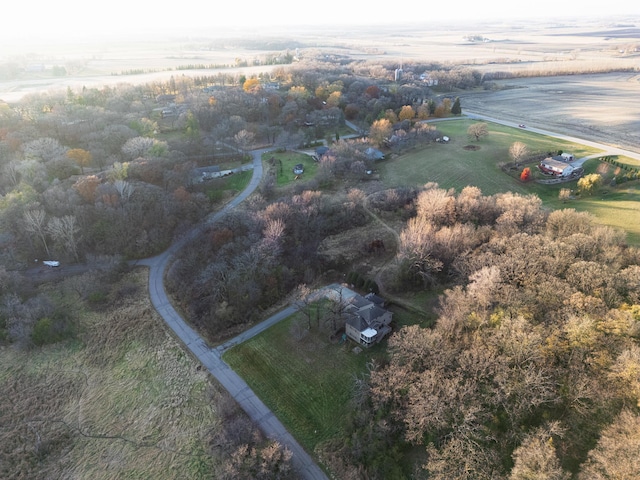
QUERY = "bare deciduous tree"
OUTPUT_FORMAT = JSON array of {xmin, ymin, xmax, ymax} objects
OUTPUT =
[
  {"xmin": 558, "ymin": 188, "xmax": 571, "ymax": 203},
  {"xmin": 578, "ymin": 410, "xmax": 640, "ymax": 480},
  {"xmin": 509, "ymin": 141, "xmax": 528, "ymax": 165},
  {"xmin": 467, "ymin": 122, "xmax": 489, "ymax": 141},
  {"xmin": 113, "ymin": 179, "xmax": 134, "ymax": 203},
  {"xmin": 22, "ymin": 137, "xmax": 67, "ymax": 162},
  {"xmin": 121, "ymin": 136, "xmax": 159, "ymax": 160},
  {"xmin": 23, "ymin": 208, "xmax": 51, "ymax": 257},
  {"xmin": 294, "ymin": 284, "xmax": 316, "ymax": 329},
  {"xmin": 510, "ymin": 423, "xmax": 569, "ymax": 480},
  {"xmin": 234, "ymin": 129, "xmax": 255, "ymax": 155},
  {"xmin": 47, "ymin": 215, "xmax": 80, "ymax": 261}
]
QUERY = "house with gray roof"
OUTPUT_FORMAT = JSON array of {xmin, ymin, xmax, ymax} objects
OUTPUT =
[{"xmin": 343, "ymin": 291, "xmax": 393, "ymax": 347}]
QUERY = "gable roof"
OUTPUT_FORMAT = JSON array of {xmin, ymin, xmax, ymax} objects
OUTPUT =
[
  {"xmin": 315, "ymin": 146, "xmax": 330, "ymax": 156},
  {"xmin": 365, "ymin": 292, "xmax": 385, "ymax": 307},
  {"xmin": 347, "ymin": 294, "xmax": 373, "ymax": 309},
  {"xmin": 358, "ymin": 305, "xmax": 388, "ymax": 324},
  {"xmin": 346, "ymin": 313, "xmax": 369, "ymax": 331},
  {"xmin": 364, "ymin": 147, "xmax": 385, "ymax": 161}
]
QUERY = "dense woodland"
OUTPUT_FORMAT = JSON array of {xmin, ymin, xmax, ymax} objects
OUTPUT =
[
  {"xmin": 1, "ymin": 54, "xmax": 639, "ymax": 479},
  {"xmin": 326, "ymin": 186, "xmax": 640, "ymax": 478},
  {"xmin": 0, "ymin": 57, "xmax": 462, "ymax": 266},
  {"xmin": 169, "ymin": 179, "xmax": 640, "ymax": 478}
]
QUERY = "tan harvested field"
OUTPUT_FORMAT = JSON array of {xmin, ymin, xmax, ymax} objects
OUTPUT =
[
  {"xmin": 458, "ymin": 73, "xmax": 640, "ymax": 154},
  {"xmin": 3, "ymin": 17, "xmax": 639, "ymax": 104},
  {"xmin": 0, "ymin": 38, "xmax": 271, "ymax": 103},
  {"xmin": 332, "ymin": 19, "xmax": 640, "ymax": 67}
]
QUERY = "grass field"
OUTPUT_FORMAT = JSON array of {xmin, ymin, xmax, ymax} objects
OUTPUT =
[
  {"xmin": 203, "ymin": 170, "xmax": 252, "ymax": 203},
  {"xmin": 222, "ymin": 169, "xmax": 252, "ymax": 191},
  {"xmin": 380, "ymin": 118, "xmax": 601, "ymax": 194},
  {"xmin": 380, "ymin": 119, "xmax": 640, "ymax": 244},
  {"xmin": 223, "ymin": 311, "xmax": 385, "ymax": 454},
  {"xmin": 572, "ymin": 187, "xmax": 640, "ymax": 244},
  {"xmin": 263, "ymin": 150, "xmax": 319, "ymax": 186},
  {"xmin": 615, "ymin": 156, "xmax": 640, "ymax": 169},
  {"xmin": 0, "ymin": 270, "xmax": 219, "ymax": 479}
]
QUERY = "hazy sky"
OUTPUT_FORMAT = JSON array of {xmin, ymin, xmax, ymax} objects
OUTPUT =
[{"xmin": 2, "ymin": 0, "xmax": 639, "ymax": 44}]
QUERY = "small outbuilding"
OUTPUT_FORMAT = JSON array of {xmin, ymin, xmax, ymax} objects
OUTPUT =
[
  {"xmin": 364, "ymin": 147, "xmax": 385, "ymax": 161},
  {"xmin": 314, "ymin": 146, "xmax": 330, "ymax": 161}
]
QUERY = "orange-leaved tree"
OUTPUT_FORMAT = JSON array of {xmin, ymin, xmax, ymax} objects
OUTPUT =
[{"xmin": 67, "ymin": 148, "xmax": 92, "ymax": 174}]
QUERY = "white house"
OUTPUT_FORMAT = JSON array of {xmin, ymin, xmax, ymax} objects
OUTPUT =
[{"xmin": 539, "ymin": 157, "xmax": 575, "ymax": 177}]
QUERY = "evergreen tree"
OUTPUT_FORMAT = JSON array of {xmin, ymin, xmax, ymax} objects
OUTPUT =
[
  {"xmin": 451, "ymin": 97, "xmax": 462, "ymax": 115},
  {"xmin": 428, "ymin": 99, "xmax": 436, "ymax": 115}
]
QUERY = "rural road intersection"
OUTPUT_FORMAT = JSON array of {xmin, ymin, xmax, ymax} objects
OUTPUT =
[{"xmin": 137, "ymin": 148, "xmax": 328, "ymax": 480}]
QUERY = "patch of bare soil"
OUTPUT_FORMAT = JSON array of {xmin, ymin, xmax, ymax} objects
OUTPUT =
[{"xmin": 464, "ymin": 145, "xmax": 481, "ymax": 151}]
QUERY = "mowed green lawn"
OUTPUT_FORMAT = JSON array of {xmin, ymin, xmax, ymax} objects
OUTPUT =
[
  {"xmin": 560, "ymin": 185, "xmax": 640, "ymax": 245},
  {"xmin": 379, "ymin": 118, "xmax": 601, "ymax": 194},
  {"xmin": 263, "ymin": 151, "xmax": 319, "ymax": 186},
  {"xmin": 223, "ymin": 312, "xmax": 383, "ymax": 453},
  {"xmin": 380, "ymin": 118, "xmax": 640, "ymax": 244}
]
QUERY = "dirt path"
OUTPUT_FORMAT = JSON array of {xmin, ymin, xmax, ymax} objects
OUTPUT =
[{"xmin": 361, "ymin": 195, "xmax": 431, "ymax": 316}]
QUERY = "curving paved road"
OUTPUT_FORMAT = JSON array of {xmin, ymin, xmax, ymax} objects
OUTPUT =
[
  {"xmin": 137, "ymin": 115, "xmax": 639, "ymax": 480},
  {"xmin": 137, "ymin": 148, "xmax": 329, "ymax": 480}
]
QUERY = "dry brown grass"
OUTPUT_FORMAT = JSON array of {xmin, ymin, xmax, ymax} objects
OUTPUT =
[
  {"xmin": 0, "ymin": 269, "xmax": 220, "ymax": 480},
  {"xmin": 459, "ymin": 72, "xmax": 640, "ymax": 154}
]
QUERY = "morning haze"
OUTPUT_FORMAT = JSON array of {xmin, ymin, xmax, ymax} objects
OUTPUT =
[{"xmin": 1, "ymin": 10, "xmax": 640, "ymax": 480}]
